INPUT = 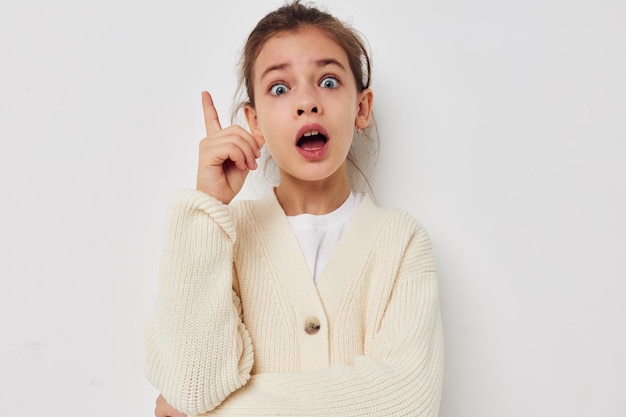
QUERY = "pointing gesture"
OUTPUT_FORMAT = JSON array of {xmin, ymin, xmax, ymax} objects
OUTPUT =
[
  {"xmin": 202, "ymin": 91, "xmax": 223, "ymax": 137},
  {"xmin": 196, "ymin": 91, "xmax": 264, "ymax": 204}
]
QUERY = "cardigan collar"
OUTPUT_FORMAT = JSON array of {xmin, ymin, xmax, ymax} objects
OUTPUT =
[{"xmin": 252, "ymin": 189, "xmax": 388, "ymax": 324}]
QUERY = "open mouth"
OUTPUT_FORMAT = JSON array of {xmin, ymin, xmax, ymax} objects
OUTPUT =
[{"xmin": 297, "ymin": 130, "xmax": 328, "ymax": 150}]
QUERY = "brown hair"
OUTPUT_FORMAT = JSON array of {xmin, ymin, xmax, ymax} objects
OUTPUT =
[{"xmin": 233, "ymin": 1, "xmax": 379, "ymax": 193}]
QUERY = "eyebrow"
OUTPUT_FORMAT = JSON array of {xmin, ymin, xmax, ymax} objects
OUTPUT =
[{"xmin": 259, "ymin": 58, "xmax": 347, "ymax": 81}]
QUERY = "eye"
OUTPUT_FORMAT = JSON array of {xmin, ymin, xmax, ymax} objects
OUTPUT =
[
  {"xmin": 319, "ymin": 76, "xmax": 339, "ymax": 89},
  {"xmin": 270, "ymin": 83, "xmax": 289, "ymax": 96}
]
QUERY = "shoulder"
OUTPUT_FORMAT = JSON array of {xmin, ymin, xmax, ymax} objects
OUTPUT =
[
  {"xmin": 362, "ymin": 195, "xmax": 430, "ymax": 240},
  {"xmin": 229, "ymin": 192, "xmax": 289, "ymax": 239},
  {"xmin": 364, "ymin": 197, "xmax": 436, "ymax": 272},
  {"xmin": 229, "ymin": 192, "xmax": 279, "ymax": 224},
  {"xmin": 229, "ymin": 198, "xmax": 257, "ymax": 219}
]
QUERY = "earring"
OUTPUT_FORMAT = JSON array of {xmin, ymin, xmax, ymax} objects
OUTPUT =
[{"xmin": 357, "ymin": 127, "xmax": 363, "ymax": 135}]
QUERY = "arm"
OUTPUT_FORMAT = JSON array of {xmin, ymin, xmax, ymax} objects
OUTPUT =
[
  {"xmin": 205, "ymin": 225, "xmax": 444, "ymax": 417},
  {"xmin": 146, "ymin": 91, "xmax": 263, "ymax": 415},
  {"xmin": 144, "ymin": 190, "xmax": 254, "ymax": 415}
]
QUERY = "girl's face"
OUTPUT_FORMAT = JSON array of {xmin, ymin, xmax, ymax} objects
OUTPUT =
[{"xmin": 245, "ymin": 26, "xmax": 373, "ymax": 185}]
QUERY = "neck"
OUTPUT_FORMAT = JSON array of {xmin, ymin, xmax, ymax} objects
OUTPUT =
[{"xmin": 275, "ymin": 166, "xmax": 351, "ymax": 216}]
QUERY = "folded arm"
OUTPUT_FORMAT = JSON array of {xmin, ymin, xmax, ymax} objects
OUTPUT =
[{"xmin": 145, "ymin": 190, "xmax": 254, "ymax": 415}]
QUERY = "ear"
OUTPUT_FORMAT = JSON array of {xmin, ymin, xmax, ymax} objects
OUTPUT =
[
  {"xmin": 355, "ymin": 88, "xmax": 374, "ymax": 130},
  {"xmin": 244, "ymin": 104, "xmax": 262, "ymax": 136}
]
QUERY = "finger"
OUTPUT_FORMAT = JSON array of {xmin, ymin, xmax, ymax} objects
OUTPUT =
[
  {"xmin": 155, "ymin": 394, "xmax": 178, "ymax": 417},
  {"xmin": 200, "ymin": 132, "xmax": 260, "ymax": 170},
  {"xmin": 209, "ymin": 125, "xmax": 261, "ymax": 158},
  {"xmin": 231, "ymin": 125, "xmax": 263, "ymax": 158},
  {"xmin": 155, "ymin": 395, "xmax": 166, "ymax": 417},
  {"xmin": 251, "ymin": 128, "xmax": 265, "ymax": 152},
  {"xmin": 201, "ymin": 91, "xmax": 222, "ymax": 137},
  {"xmin": 219, "ymin": 142, "xmax": 254, "ymax": 171},
  {"xmin": 154, "ymin": 405, "xmax": 168, "ymax": 417}
]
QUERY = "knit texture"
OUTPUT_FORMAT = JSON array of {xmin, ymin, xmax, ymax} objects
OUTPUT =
[{"xmin": 144, "ymin": 189, "xmax": 444, "ymax": 416}]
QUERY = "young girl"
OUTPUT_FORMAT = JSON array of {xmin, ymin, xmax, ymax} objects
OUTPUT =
[{"xmin": 145, "ymin": 2, "xmax": 444, "ymax": 416}]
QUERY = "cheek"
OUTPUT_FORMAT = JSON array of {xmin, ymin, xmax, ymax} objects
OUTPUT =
[
  {"xmin": 259, "ymin": 130, "xmax": 284, "ymax": 160},
  {"xmin": 257, "ymin": 108, "xmax": 291, "ymax": 142}
]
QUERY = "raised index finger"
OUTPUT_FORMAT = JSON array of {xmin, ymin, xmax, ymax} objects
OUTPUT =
[{"xmin": 201, "ymin": 91, "xmax": 222, "ymax": 136}]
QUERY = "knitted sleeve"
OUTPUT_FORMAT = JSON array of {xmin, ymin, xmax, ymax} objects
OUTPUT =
[
  {"xmin": 204, "ymin": 222, "xmax": 444, "ymax": 417},
  {"xmin": 144, "ymin": 190, "xmax": 254, "ymax": 415}
]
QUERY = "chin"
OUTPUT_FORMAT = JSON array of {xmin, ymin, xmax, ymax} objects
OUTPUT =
[{"xmin": 286, "ymin": 162, "xmax": 347, "ymax": 184}]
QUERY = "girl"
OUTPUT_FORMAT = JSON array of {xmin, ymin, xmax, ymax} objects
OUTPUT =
[{"xmin": 145, "ymin": 2, "xmax": 444, "ymax": 416}]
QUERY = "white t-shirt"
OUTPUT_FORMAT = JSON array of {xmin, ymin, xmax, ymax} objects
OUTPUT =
[{"xmin": 286, "ymin": 192, "xmax": 364, "ymax": 282}]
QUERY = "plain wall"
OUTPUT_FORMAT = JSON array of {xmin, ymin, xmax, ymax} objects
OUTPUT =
[{"xmin": 1, "ymin": 0, "xmax": 624, "ymax": 415}]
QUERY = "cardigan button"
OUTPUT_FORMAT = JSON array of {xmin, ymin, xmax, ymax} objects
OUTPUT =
[{"xmin": 304, "ymin": 316, "xmax": 321, "ymax": 335}]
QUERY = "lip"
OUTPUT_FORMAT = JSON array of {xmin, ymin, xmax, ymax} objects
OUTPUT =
[
  {"xmin": 295, "ymin": 123, "xmax": 329, "ymax": 144},
  {"xmin": 295, "ymin": 123, "xmax": 330, "ymax": 161}
]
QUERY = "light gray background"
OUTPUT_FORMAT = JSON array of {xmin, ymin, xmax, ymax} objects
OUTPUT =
[{"xmin": 1, "ymin": 0, "xmax": 624, "ymax": 415}]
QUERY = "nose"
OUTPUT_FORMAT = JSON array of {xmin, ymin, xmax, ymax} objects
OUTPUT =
[
  {"xmin": 295, "ymin": 87, "xmax": 321, "ymax": 117},
  {"xmin": 297, "ymin": 106, "xmax": 318, "ymax": 116}
]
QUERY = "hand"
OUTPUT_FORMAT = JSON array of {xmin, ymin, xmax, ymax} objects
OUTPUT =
[
  {"xmin": 155, "ymin": 394, "xmax": 187, "ymax": 417},
  {"xmin": 196, "ymin": 91, "xmax": 264, "ymax": 204}
]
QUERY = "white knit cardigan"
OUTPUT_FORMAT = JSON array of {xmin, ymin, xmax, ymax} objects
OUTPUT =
[{"xmin": 144, "ymin": 189, "xmax": 444, "ymax": 416}]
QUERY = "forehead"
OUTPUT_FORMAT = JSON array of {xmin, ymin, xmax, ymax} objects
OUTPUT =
[{"xmin": 254, "ymin": 26, "xmax": 350, "ymax": 77}]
